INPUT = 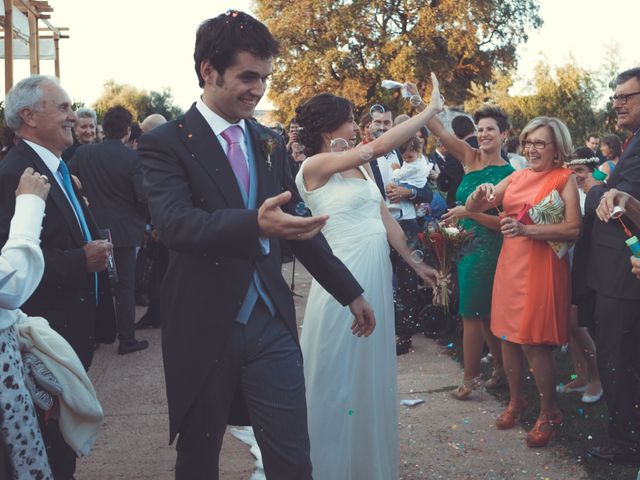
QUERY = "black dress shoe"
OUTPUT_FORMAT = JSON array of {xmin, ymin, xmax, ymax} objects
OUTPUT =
[
  {"xmin": 135, "ymin": 293, "xmax": 150, "ymax": 307},
  {"xmin": 396, "ymin": 337, "xmax": 412, "ymax": 356},
  {"xmin": 118, "ymin": 339, "xmax": 149, "ymax": 355},
  {"xmin": 586, "ymin": 444, "xmax": 640, "ymax": 464},
  {"xmin": 135, "ymin": 311, "xmax": 160, "ymax": 329}
]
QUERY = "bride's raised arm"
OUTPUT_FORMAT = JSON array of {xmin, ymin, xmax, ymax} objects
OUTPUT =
[{"xmin": 301, "ymin": 73, "xmax": 444, "ymax": 190}]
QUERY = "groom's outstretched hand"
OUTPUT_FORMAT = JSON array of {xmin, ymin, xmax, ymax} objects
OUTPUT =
[
  {"xmin": 349, "ymin": 296, "xmax": 376, "ymax": 337},
  {"xmin": 258, "ymin": 191, "xmax": 328, "ymax": 240}
]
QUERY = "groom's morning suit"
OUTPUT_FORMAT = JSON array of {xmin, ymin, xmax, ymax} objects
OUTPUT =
[
  {"xmin": 585, "ymin": 130, "xmax": 640, "ymax": 448},
  {"xmin": 138, "ymin": 101, "xmax": 364, "ymax": 478},
  {"xmin": 0, "ymin": 139, "xmax": 116, "ymax": 478}
]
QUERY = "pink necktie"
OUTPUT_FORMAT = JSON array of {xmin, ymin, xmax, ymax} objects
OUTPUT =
[{"xmin": 221, "ymin": 125, "xmax": 250, "ymax": 194}]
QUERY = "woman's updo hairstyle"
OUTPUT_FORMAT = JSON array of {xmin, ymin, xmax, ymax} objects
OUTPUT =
[
  {"xmin": 295, "ymin": 93, "xmax": 353, "ymax": 156},
  {"xmin": 473, "ymin": 105, "xmax": 510, "ymax": 132}
]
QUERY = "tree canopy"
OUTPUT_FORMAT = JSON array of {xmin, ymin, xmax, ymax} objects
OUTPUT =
[
  {"xmin": 464, "ymin": 58, "xmax": 621, "ymax": 145},
  {"xmin": 255, "ymin": 0, "xmax": 543, "ymax": 121},
  {"xmin": 92, "ymin": 80, "xmax": 182, "ymax": 122}
]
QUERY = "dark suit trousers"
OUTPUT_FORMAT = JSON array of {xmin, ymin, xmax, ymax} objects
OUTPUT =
[
  {"xmin": 392, "ymin": 219, "xmax": 421, "ymax": 340},
  {"xmin": 37, "ymin": 410, "xmax": 76, "ymax": 479},
  {"xmin": 113, "ymin": 246, "xmax": 136, "ymax": 342},
  {"xmin": 594, "ymin": 293, "xmax": 640, "ymax": 446},
  {"xmin": 174, "ymin": 300, "xmax": 312, "ymax": 480}
]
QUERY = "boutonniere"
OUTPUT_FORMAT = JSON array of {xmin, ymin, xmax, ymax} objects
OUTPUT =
[{"xmin": 260, "ymin": 135, "xmax": 276, "ymax": 171}]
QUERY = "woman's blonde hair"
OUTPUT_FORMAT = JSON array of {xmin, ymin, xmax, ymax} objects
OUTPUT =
[{"xmin": 519, "ymin": 116, "xmax": 573, "ymax": 166}]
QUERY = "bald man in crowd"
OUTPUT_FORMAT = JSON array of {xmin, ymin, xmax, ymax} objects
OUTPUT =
[{"xmin": 140, "ymin": 114, "xmax": 167, "ymax": 134}]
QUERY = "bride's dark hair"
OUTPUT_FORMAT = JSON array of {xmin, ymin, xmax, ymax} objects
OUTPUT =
[{"xmin": 294, "ymin": 93, "xmax": 353, "ymax": 156}]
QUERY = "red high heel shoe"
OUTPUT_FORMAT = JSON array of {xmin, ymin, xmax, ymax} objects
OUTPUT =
[
  {"xmin": 495, "ymin": 399, "xmax": 527, "ymax": 430},
  {"xmin": 525, "ymin": 410, "xmax": 564, "ymax": 448}
]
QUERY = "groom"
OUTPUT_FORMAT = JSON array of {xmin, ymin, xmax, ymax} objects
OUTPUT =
[{"xmin": 138, "ymin": 10, "xmax": 375, "ymax": 480}]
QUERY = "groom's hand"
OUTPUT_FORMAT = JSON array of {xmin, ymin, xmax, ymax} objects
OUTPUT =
[
  {"xmin": 258, "ymin": 191, "xmax": 328, "ymax": 240},
  {"xmin": 349, "ymin": 296, "xmax": 376, "ymax": 337}
]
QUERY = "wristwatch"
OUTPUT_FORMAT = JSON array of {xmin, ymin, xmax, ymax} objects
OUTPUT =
[{"xmin": 409, "ymin": 187, "xmax": 417, "ymax": 200}]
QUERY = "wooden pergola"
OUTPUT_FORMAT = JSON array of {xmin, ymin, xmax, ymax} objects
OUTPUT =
[{"xmin": 0, "ymin": 0, "xmax": 68, "ymax": 93}]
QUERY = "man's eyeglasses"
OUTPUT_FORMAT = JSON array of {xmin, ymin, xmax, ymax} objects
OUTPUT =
[
  {"xmin": 521, "ymin": 140, "xmax": 553, "ymax": 150},
  {"xmin": 609, "ymin": 91, "xmax": 640, "ymax": 105}
]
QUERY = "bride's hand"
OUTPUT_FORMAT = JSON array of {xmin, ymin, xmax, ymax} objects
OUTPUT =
[
  {"xmin": 348, "ymin": 296, "xmax": 376, "ymax": 337},
  {"xmin": 428, "ymin": 73, "xmax": 444, "ymax": 112},
  {"xmin": 414, "ymin": 262, "xmax": 438, "ymax": 288}
]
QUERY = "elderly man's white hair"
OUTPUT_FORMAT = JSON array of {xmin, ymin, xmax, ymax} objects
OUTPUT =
[{"xmin": 4, "ymin": 75, "xmax": 60, "ymax": 131}]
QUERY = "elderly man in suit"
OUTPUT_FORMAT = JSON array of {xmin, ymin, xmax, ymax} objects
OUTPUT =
[
  {"xmin": 0, "ymin": 75, "xmax": 115, "ymax": 479},
  {"xmin": 585, "ymin": 67, "xmax": 640, "ymax": 464},
  {"xmin": 69, "ymin": 105, "xmax": 149, "ymax": 354},
  {"xmin": 138, "ymin": 11, "xmax": 374, "ymax": 480}
]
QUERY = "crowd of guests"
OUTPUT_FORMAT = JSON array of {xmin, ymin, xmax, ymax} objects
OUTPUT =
[
  {"xmin": 0, "ymin": 7, "xmax": 639, "ymax": 479},
  {"xmin": 275, "ymin": 68, "xmax": 640, "ymax": 458}
]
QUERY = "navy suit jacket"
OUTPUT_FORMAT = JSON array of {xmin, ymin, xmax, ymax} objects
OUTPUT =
[
  {"xmin": 68, "ymin": 139, "xmax": 147, "ymax": 247},
  {"xmin": 586, "ymin": 132, "xmax": 640, "ymax": 299},
  {"xmin": 0, "ymin": 140, "xmax": 116, "ymax": 368}
]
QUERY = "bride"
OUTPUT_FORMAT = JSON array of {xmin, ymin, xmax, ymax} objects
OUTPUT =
[{"xmin": 294, "ymin": 74, "xmax": 443, "ymax": 479}]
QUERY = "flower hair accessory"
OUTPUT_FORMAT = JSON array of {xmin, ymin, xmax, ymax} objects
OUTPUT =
[
  {"xmin": 260, "ymin": 134, "xmax": 276, "ymax": 171},
  {"xmin": 566, "ymin": 157, "xmax": 599, "ymax": 166}
]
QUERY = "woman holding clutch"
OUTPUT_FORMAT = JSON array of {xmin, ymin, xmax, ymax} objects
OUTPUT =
[{"xmin": 466, "ymin": 117, "xmax": 581, "ymax": 447}]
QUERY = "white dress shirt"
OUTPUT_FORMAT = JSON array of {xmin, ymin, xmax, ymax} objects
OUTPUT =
[
  {"xmin": 376, "ymin": 151, "xmax": 417, "ymax": 220},
  {"xmin": 23, "ymin": 140, "xmax": 82, "ymax": 227},
  {"xmin": 196, "ymin": 98, "xmax": 250, "ymax": 166},
  {"xmin": 0, "ymin": 194, "xmax": 46, "ymax": 329}
]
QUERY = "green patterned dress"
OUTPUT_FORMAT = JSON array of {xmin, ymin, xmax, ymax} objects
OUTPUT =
[{"xmin": 456, "ymin": 164, "xmax": 514, "ymax": 318}]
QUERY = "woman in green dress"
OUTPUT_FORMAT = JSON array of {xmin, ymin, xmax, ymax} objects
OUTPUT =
[{"xmin": 427, "ymin": 106, "xmax": 514, "ymax": 399}]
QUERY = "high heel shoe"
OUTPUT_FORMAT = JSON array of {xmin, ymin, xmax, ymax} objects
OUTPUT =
[
  {"xmin": 525, "ymin": 410, "xmax": 563, "ymax": 447},
  {"xmin": 495, "ymin": 399, "xmax": 527, "ymax": 430},
  {"xmin": 451, "ymin": 376, "xmax": 483, "ymax": 401},
  {"xmin": 484, "ymin": 367, "xmax": 506, "ymax": 389}
]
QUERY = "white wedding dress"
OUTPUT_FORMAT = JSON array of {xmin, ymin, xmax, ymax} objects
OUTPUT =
[{"xmin": 296, "ymin": 164, "xmax": 398, "ymax": 480}]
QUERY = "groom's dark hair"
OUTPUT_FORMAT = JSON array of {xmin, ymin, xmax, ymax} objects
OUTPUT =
[{"xmin": 194, "ymin": 10, "xmax": 280, "ymax": 88}]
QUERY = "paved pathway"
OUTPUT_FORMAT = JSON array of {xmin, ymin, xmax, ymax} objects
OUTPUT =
[{"xmin": 76, "ymin": 263, "xmax": 588, "ymax": 479}]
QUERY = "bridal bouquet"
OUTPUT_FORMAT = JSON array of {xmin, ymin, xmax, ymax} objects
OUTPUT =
[{"xmin": 414, "ymin": 222, "xmax": 476, "ymax": 313}]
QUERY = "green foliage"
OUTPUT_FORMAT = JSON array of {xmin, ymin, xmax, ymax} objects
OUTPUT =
[
  {"xmin": 465, "ymin": 59, "xmax": 603, "ymax": 145},
  {"xmin": 255, "ymin": 0, "xmax": 543, "ymax": 122},
  {"xmin": 92, "ymin": 80, "xmax": 182, "ymax": 122},
  {"xmin": 147, "ymin": 88, "xmax": 183, "ymax": 121}
]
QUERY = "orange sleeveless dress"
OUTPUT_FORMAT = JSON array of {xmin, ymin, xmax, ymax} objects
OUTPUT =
[{"xmin": 491, "ymin": 168, "xmax": 572, "ymax": 346}]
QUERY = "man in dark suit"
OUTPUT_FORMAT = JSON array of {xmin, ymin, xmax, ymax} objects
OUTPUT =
[
  {"xmin": 137, "ymin": 11, "xmax": 374, "ymax": 479},
  {"xmin": 0, "ymin": 75, "xmax": 115, "ymax": 479},
  {"xmin": 69, "ymin": 105, "xmax": 149, "ymax": 354},
  {"xmin": 585, "ymin": 67, "xmax": 640, "ymax": 464},
  {"xmin": 367, "ymin": 104, "xmax": 433, "ymax": 355}
]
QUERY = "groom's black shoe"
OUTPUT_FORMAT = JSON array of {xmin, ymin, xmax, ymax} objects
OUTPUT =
[
  {"xmin": 396, "ymin": 336, "xmax": 412, "ymax": 355},
  {"xmin": 118, "ymin": 339, "xmax": 149, "ymax": 355},
  {"xmin": 135, "ymin": 311, "xmax": 160, "ymax": 329}
]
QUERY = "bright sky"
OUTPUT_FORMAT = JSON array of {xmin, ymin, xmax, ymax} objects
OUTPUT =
[{"xmin": 2, "ymin": 0, "xmax": 638, "ymax": 113}]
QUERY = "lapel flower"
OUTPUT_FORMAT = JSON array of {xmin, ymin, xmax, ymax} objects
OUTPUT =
[{"xmin": 260, "ymin": 134, "xmax": 276, "ymax": 171}]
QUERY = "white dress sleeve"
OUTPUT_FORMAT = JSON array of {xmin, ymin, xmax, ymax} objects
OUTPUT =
[{"xmin": 0, "ymin": 194, "xmax": 46, "ymax": 312}]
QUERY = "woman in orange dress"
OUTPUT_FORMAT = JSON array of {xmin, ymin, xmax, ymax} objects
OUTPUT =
[{"xmin": 466, "ymin": 117, "xmax": 582, "ymax": 447}]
